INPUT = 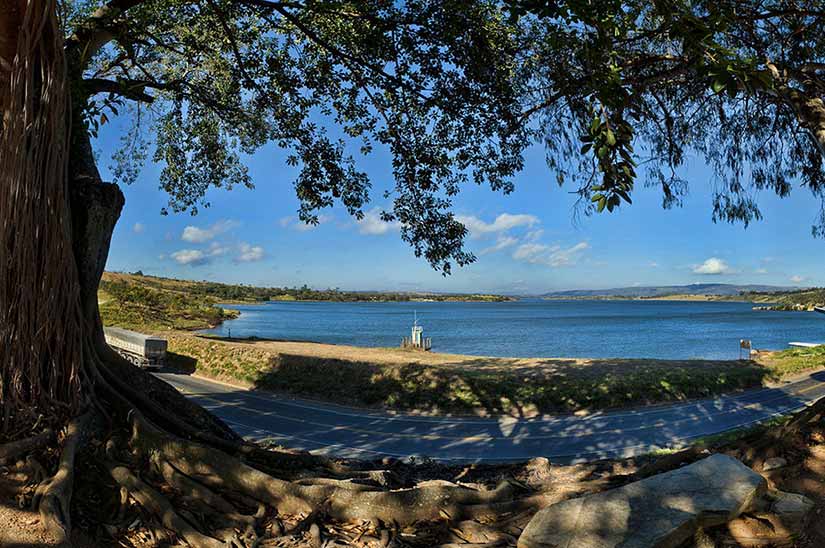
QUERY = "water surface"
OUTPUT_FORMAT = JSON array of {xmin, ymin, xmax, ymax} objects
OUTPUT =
[{"xmin": 202, "ymin": 299, "xmax": 825, "ymax": 360}]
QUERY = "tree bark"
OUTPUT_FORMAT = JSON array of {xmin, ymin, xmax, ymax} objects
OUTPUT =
[
  {"xmin": 0, "ymin": 0, "xmax": 25, "ymax": 100},
  {"xmin": 784, "ymin": 87, "xmax": 825, "ymax": 155},
  {"xmin": 1, "ymin": 0, "xmax": 88, "ymax": 426},
  {"xmin": 69, "ymin": 138, "xmax": 125, "ymax": 341}
]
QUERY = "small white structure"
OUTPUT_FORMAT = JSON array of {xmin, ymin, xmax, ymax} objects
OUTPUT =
[
  {"xmin": 789, "ymin": 342, "xmax": 825, "ymax": 348},
  {"xmin": 402, "ymin": 312, "xmax": 432, "ymax": 351}
]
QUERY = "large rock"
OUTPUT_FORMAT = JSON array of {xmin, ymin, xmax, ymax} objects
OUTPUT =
[
  {"xmin": 771, "ymin": 490, "xmax": 814, "ymax": 529},
  {"xmin": 518, "ymin": 454, "xmax": 766, "ymax": 548}
]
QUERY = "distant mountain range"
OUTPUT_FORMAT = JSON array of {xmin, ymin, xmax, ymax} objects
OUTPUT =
[{"xmin": 541, "ymin": 283, "xmax": 800, "ymax": 299}]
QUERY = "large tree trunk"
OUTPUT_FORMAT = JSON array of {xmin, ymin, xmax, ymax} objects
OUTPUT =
[
  {"xmin": 0, "ymin": 0, "xmax": 86, "ymax": 430},
  {"xmin": 68, "ymin": 132, "xmax": 125, "ymax": 346}
]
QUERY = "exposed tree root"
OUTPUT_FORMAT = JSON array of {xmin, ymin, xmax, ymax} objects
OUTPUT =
[
  {"xmin": 35, "ymin": 413, "xmax": 90, "ymax": 545},
  {"xmin": 107, "ymin": 462, "xmax": 227, "ymax": 548},
  {"xmin": 97, "ymin": 342, "xmax": 353, "ymax": 480},
  {"xmin": 129, "ymin": 409, "xmax": 523, "ymax": 527},
  {"xmin": 0, "ymin": 428, "xmax": 53, "ymax": 462}
]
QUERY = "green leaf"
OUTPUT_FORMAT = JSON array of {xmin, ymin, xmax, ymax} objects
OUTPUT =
[
  {"xmin": 712, "ymin": 79, "xmax": 726, "ymax": 93},
  {"xmin": 617, "ymin": 189, "xmax": 632, "ymax": 203},
  {"xmin": 605, "ymin": 129, "xmax": 616, "ymax": 146}
]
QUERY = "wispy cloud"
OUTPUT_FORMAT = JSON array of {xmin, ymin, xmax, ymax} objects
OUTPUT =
[
  {"xmin": 513, "ymin": 243, "xmax": 549, "ymax": 262},
  {"xmin": 480, "ymin": 235, "xmax": 519, "ymax": 255},
  {"xmin": 548, "ymin": 242, "xmax": 590, "ymax": 267},
  {"xmin": 279, "ymin": 214, "xmax": 333, "ymax": 232},
  {"xmin": 790, "ymin": 274, "xmax": 806, "ymax": 284},
  {"xmin": 692, "ymin": 257, "xmax": 734, "ymax": 275},
  {"xmin": 181, "ymin": 219, "xmax": 239, "ymax": 243},
  {"xmin": 207, "ymin": 242, "xmax": 230, "ymax": 257},
  {"xmin": 457, "ymin": 213, "xmax": 539, "ymax": 238},
  {"xmin": 357, "ymin": 208, "xmax": 400, "ymax": 235},
  {"xmin": 513, "ymin": 241, "xmax": 589, "ymax": 267},
  {"xmin": 237, "ymin": 243, "xmax": 264, "ymax": 262},
  {"xmin": 133, "ymin": 222, "xmax": 145, "ymax": 234},
  {"xmin": 170, "ymin": 240, "xmax": 256, "ymax": 266},
  {"xmin": 525, "ymin": 229, "xmax": 544, "ymax": 242}
]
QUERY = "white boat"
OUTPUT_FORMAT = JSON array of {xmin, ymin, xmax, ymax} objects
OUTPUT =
[{"xmin": 815, "ymin": 306, "xmax": 825, "ymax": 315}]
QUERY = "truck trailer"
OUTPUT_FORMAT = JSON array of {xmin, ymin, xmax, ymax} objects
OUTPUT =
[{"xmin": 104, "ymin": 327, "xmax": 168, "ymax": 368}]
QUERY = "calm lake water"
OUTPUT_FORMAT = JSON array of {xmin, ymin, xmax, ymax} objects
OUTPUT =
[{"xmin": 201, "ymin": 299, "xmax": 825, "ymax": 360}]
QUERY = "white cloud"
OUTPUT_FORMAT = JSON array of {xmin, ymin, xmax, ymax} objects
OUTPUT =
[
  {"xmin": 513, "ymin": 243, "xmax": 549, "ymax": 262},
  {"xmin": 525, "ymin": 229, "xmax": 544, "ymax": 242},
  {"xmin": 480, "ymin": 235, "xmax": 519, "ymax": 255},
  {"xmin": 169, "ymin": 241, "xmax": 231, "ymax": 266},
  {"xmin": 133, "ymin": 222, "xmax": 145, "ymax": 234},
  {"xmin": 181, "ymin": 220, "xmax": 239, "ymax": 243},
  {"xmin": 648, "ymin": 261, "xmax": 660, "ymax": 268},
  {"xmin": 237, "ymin": 243, "xmax": 264, "ymax": 262},
  {"xmin": 547, "ymin": 242, "xmax": 590, "ymax": 267},
  {"xmin": 791, "ymin": 275, "xmax": 806, "ymax": 284},
  {"xmin": 457, "ymin": 213, "xmax": 539, "ymax": 238},
  {"xmin": 207, "ymin": 242, "xmax": 229, "ymax": 257},
  {"xmin": 171, "ymin": 249, "xmax": 209, "ymax": 266},
  {"xmin": 280, "ymin": 214, "xmax": 333, "ymax": 232},
  {"xmin": 692, "ymin": 257, "xmax": 734, "ymax": 275},
  {"xmin": 357, "ymin": 208, "xmax": 400, "ymax": 235},
  {"xmin": 513, "ymin": 241, "xmax": 589, "ymax": 267}
]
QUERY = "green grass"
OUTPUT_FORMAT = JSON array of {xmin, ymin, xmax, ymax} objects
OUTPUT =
[
  {"xmin": 761, "ymin": 345, "xmax": 825, "ymax": 378},
  {"xmin": 99, "ymin": 279, "xmax": 238, "ymax": 331},
  {"xmin": 163, "ymin": 335, "xmax": 813, "ymax": 415}
]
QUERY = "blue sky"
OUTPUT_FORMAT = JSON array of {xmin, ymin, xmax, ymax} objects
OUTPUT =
[{"xmin": 98, "ymin": 116, "xmax": 825, "ymax": 294}]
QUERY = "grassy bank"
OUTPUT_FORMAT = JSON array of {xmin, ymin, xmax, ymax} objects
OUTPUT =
[
  {"xmin": 99, "ymin": 273, "xmax": 241, "ymax": 330},
  {"xmin": 162, "ymin": 334, "xmax": 825, "ymax": 416}
]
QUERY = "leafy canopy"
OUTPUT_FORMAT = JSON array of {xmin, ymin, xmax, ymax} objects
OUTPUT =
[
  {"xmin": 66, "ymin": 0, "xmax": 825, "ymax": 275},
  {"xmin": 66, "ymin": 0, "xmax": 530, "ymax": 273},
  {"xmin": 508, "ymin": 0, "xmax": 825, "ymax": 234}
]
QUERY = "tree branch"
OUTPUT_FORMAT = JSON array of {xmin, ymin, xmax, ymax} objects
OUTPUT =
[
  {"xmin": 82, "ymin": 77, "xmax": 185, "ymax": 104},
  {"xmin": 65, "ymin": 0, "xmax": 148, "ymax": 70},
  {"xmin": 243, "ymin": 1, "xmax": 429, "ymax": 101}
]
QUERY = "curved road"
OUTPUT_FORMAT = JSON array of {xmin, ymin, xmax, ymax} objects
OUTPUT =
[{"xmin": 156, "ymin": 370, "xmax": 825, "ymax": 464}]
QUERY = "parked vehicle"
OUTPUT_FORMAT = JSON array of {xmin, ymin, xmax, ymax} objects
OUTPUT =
[{"xmin": 104, "ymin": 327, "xmax": 168, "ymax": 368}]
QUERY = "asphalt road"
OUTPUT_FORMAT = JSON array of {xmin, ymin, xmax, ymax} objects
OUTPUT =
[{"xmin": 156, "ymin": 370, "xmax": 825, "ymax": 464}]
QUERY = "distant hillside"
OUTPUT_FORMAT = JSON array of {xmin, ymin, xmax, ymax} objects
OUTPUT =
[
  {"xmin": 748, "ymin": 287, "xmax": 825, "ymax": 311},
  {"xmin": 101, "ymin": 272, "xmax": 515, "ymax": 308},
  {"xmin": 543, "ymin": 283, "xmax": 799, "ymax": 299}
]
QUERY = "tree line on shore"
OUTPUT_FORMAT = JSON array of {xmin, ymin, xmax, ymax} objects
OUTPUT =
[{"xmin": 118, "ymin": 272, "xmax": 515, "ymax": 303}]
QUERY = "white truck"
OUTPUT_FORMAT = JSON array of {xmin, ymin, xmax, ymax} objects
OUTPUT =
[{"xmin": 104, "ymin": 327, "xmax": 168, "ymax": 368}]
